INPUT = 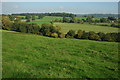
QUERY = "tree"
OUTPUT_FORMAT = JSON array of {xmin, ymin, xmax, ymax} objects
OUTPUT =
[
  {"xmin": 86, "ymin": 16, "xmax": 92, "ymax": 24},
  {"xmin": 70, "ymin": 17, "xmax": 77, "ymax": 23},
  {"xmin": 76, "ymin": 30, "xmax": 84, "ymax": 39},
  {"xmin": 88, "ymin": 33, "xmax": 101, "ymax": 41},
  {"xmin": 2, "ymin": 16, "xmax": 13, "ymax": 30},
  {"xmin": 63, "ymin": 17, "xmax": 70, "ymax": 23},
  {"xmin": 25, "ymin": 15, "xmax": 31, "ymax": 19},
  {"xmin": 8, "ymin": 15, "xmax": 15, "ymax": 21},
  {"xmin": 100, "ymin": 18, "xmax": 107, "ymax": 23},
  {"xmin": 65, "ymin": 30, "xmax": 75, "ymax": 38},
  {"xmin": 107, "ymin": 16, "xmax": 116, "ymax": 21},
  {"xmin": 32, "ymin": 16, "xmax": 36, "ymax": 20},
  {"xmin": 38, "ymin": 15, "xmax": 44, "ymax": 19},
  {"xmin": 81, "ymin": 32, "xmax": 89, "ymax": 39},
  {"xmin": 103, "ymin": 33, "xmax": 114, "ymax": 42},
  {"xmin": 39, "ymin": 23, "xmax": 61, "ymax": 36},
  {"xmin": 98, "ymin": 32, "xmax": 105, "ymax": 40}
]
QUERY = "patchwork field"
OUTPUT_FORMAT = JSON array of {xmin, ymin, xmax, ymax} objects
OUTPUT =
[
  {"xmin": 2, "ymin": 30, "xmax": 119, "ymax": 78},
  {"xmin": 23, "ymin": 16, "xmax": 119, "ymax": 34}
]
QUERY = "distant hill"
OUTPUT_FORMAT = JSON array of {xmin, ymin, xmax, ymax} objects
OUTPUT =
[{"xmin": 76, "ymin": 14, "xmax": 118, "ymax": 17}]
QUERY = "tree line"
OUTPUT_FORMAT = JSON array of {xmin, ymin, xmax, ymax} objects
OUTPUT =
[
  {"xmin": 2, "ymin": 16, "xmax": 120, "ymax": 42},
  {"xmin": 11, "ymin": 12, "xmax": 76, "ymax": 17},
  {"xmin": 53, "ymin": 16, "xmax": 120, "ymax": 28}
]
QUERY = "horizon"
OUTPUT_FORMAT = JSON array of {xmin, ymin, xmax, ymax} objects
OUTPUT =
[{"xmin": 2, "ymin": 2, "xmax": 118, "ymax": 14}]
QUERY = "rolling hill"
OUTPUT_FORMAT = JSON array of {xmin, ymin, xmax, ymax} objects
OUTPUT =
[{"xmin": 2, "ymin": 30, "xmax": 119, "ymax": 78}]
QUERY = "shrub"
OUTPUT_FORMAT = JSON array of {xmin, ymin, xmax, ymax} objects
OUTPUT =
[
  {"xmin": 81, "ymin": 32, "xmax": 89, "ymax": 39},
  {"xmin": 98, "ymin": 32, "xmax": 105, "ymax": 40},
  {"xmin": 39, "ymin": 23, "xmax": 62, "ymax": 36},
  {"xmin": 51, "ymin": 33, "xmax": 58, "ymax": 38},
  {"xmin": 59, "ymin": 33, "xmax": 65, "ymax": 38},
  {"xmin": 103, "ymin": 33, "xmax": 114, "ymax": 42},
  {"xmin": 65, "ymin": 30, "xmax": 75, "ymax": 38},
  {"xmin": 76, "ymin": 30, "xmax": 84, "ymax": 39},
  {"xmin": 88, "ymin": 33, "xmax": 101, "ymax": 41}
]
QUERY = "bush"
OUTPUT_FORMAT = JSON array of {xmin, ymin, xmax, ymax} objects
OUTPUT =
[
  {"xmin": 81, "ymin": 32, "xmax": 89, "ymax": 39},
  {"xmin": 98, "ymin": 32, "xmax": 105, "ymax": 40},
  {"xmin": 58, "ymin": 33, "xmax": 65, "ymax": 38},
  {"xmin": 103, "ymin": 33, "xmax": 114, "ymax": 42},
  {"xmin": 39, "ymin": 23, "xmax": 62, "ymax": 36},
  {"xmin": 76, "ymin": 30, "xmax": 84, "ymax": 39},
  {"xmin": 51, "ymin": 33, "xmax": 58, "ymax": 38},
  {"xmin": 65, "ymin": 30, "xmax": 75, "ymax": 38},
  {"xmin": 88, "ymin": 33, "xmax": 101, "ymax": 41}
]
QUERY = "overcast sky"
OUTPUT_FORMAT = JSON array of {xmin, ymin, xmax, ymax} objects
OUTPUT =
[{"xmin": 2, "ymin": 2, "xmax": 118, "ymax": 14}]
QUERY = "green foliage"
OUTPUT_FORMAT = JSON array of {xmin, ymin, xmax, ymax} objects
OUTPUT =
[
  {"xmin": 88, "ymin": 33, "xmax": 101, "ymax": 41},
  {"xmin": 100, "ymin": 18, "xmax": 107, "ymax": 23},
  {"xmin": 63, "ymin": 17, "xmax": 70, "ymax": 23},
  {"xmin": 2, "ymin": 16, "xmax": 13, "ymax": 30},
  {"xmin": 8, "ymin": 15, "xmax": 15, "ymax": 21},
  {"xmin": 14, "ymin": 18, "xmax": 21, "ymax": 23},
  {"xmin": 108, "ymin": 16, "xmax": 116, "ymax": 21},
  {"xmin": 76, "ymin": 29, "xmax": 84, "ymax": 39},
  {"xmin": 65, "ymin": 30, "xmax": 75, "ymax": 38},
  {"xmin": 32, "ymin": 16, "xmax": 36, "ymax": 20},
  {"xmin": 40, "ymin": 23, "xmax": 61, "ymax": 36},
  {"xmin": 50, "ymin": 33, "xmax": 58, "ymax": 38},
  {"xmin": 25, "ymin": 15, "xmax": 31, "ymax": 19},
  {"xmin": 38, "ymin": 15, "xmax": 44, "ymax": 19},
  {"xmin": 81, "ymin": 32, "xmax": 89, "ymax": 39},
  {"xmin": 103, "ymin": 34, "xmax": 114, "ymax": 42},
  {"xmin": 26, "ymin": 23, "xmax": 40, "ymax": 34}
]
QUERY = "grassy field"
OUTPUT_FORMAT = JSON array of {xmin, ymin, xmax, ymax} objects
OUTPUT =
[
  {"xmin": 24, "ymin": 16, "xmax": 119, "ymax": 33},
  {"xmin": 28, "ymin": 16, "xmax": 63, "ymax": 26},
  {"xmin": 54, "ymin": 22, "xmax": 119, "ymax": 33},
  {"xmin": 2, "ymin": 30, "xmax": 119, "ymax": 78}
]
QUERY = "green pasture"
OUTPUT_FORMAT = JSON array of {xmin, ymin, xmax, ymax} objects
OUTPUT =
[
  {"xmin": 2, "ymin": 30, "xmax": 119, "ymax": 78},
  {"xmin": 29, "ymin": 16, "xmax": 63, "ymax": 26},
  {"xmin": 54, "ymin": 22, "xmax": 119, "ymax": 34}
]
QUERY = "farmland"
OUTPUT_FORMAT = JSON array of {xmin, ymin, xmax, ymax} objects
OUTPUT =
[
  {"xmin": 25, "ymin": 16, "xmax": 119, "ymax": 33},
  {"xmin": 2, "ymin": 30, "xmax": 119, "ymax": 78},
  {"xmin": 28, "ymin": 16, "xmax": 63, "ymax": 26},
  {"xmin": 54, "ymin": 22, "xmax": 119, "ymax": 34},
  {"xmin": 2, "ymin": 2, "xmax": 119, "ymax": 79}
]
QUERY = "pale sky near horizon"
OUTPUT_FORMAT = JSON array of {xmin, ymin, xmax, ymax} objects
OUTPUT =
[
  {"xmin": 2, "ymin": 2, "xmax": 118, "ymax": 14},
  {"xmin": 1, "ymin": 0, "xmax": 120, "ymax": 2}
]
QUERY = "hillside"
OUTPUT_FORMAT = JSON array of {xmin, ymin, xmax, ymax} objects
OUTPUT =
[{"xmin": 2, "ymin": 30, "xmax": 119, "ymax": 78}]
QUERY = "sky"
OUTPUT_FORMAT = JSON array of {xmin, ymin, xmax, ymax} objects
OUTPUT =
[{"xmin": 2, "ymin": 2, "xmax": 118, "ymax": 14}]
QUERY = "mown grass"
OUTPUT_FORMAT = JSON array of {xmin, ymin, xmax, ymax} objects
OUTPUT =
[
  {"xmin": 54, "ymin": 22, "xmax": 119, "ymax": 34},
  {"xmin": 2, "ymin": 30, "xmax": 119, "ymax": 78}
]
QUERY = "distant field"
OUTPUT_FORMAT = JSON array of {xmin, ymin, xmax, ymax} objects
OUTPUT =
[
  {"xmin": 2, "ymin": 30, "xmax": 119, "ymax": 78},
  {"xmin": 19, "ymin": 16, "xmax": 119, "ymax": 33},
  {"xmin": 54, "ymin": 22, "xmax": 119, "ymax": 33},
  {"xmin": 29, "ymin": 16, "xmax": 63, "ymax": 26}
]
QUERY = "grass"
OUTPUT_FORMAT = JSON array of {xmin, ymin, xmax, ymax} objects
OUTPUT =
[
  {"xmin": 28, "ymin": 16, "xmax": 63, "ymax": 26},
  {"xmin": 2, "ymin": 30, "xmax": 119, "ymax": 78},
  {"xmin": 54, "ymin": 22, "xmax": 119, "ymax": 34}
]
